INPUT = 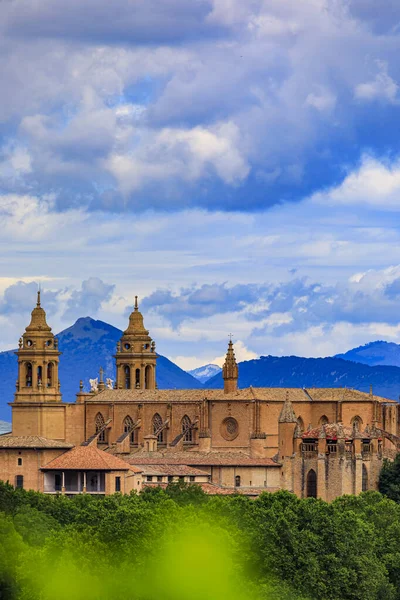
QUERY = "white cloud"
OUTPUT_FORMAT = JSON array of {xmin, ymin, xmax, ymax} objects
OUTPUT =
[
  {"xmin": 311, "ymin": 155, "xmax": 400, "ymax": 209},
  {"xmin": 354, "ymin": 60, "xmax": 399, "ymax": 103}
]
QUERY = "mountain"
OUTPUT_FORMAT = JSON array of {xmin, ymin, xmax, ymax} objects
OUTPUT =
[
  {"xmin": 189, "ymin": 364, "xmax": 222, "ymax": 383},
  {"xmin": 205, "ymin": 354, "xmax": 400, "ymax": 401},
  {"xmin": 0, "ymin": 317, "xmax": 202, "ymax": 422},
  {"xmin": 336, "ymin": 341, "xmax": 400, "ymax": 367},
  {"xmin": 0, "ymin": 421, "xmax": 11, "ymax": 434}
]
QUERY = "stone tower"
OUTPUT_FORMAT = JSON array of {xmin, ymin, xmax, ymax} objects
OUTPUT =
[
  {"xmin": 14, "ymin": 291, "xmax": 62, "ymax": 404},
  {"xmin": 222, "ymin": 338, "xmax": 238, "ymax": 394},
  {"xmin": 115, "ymin": 296, "xmax": 157, "ymax": 390},
  {"xmin": 278, "ymin": 391, "xmax": 297, "ymax": 459}
]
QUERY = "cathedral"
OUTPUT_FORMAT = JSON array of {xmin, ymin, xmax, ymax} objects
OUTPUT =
[{"xmin": 1, "ymin": 292, "xmax": 399, "ymax": 500}]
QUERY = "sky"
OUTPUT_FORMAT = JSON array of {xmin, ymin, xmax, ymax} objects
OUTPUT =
[{"xmin": 2, "ymin": 0, "xmax": 400, "ymax": 370}]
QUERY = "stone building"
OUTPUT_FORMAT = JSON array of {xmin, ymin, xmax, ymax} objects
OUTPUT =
[{"xmin": 1, "ymin": 292, "xmax": 399, "ymax": 500}]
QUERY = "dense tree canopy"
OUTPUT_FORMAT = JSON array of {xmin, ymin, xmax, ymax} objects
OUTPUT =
[{"xmin": 1, "ymin": 481, "xmax": 400, "ymax": 599}]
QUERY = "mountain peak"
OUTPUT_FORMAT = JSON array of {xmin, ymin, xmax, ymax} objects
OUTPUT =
[{"xmin": 189, "ymin": 363, "xmax": 222, "ymax": 384}]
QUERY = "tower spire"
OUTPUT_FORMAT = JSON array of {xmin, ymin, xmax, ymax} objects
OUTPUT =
[{"xmin": 222, "ymin": 336, "xmax": 238, "ymax": 394}]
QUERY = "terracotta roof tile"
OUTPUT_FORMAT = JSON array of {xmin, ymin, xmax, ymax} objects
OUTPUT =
[
  {"xmin": 42, "ymin": 445, "xmax": 142, "ymax": 472},
  {"xmin": 86, "ymin": 387, "xmax": 392, "ymax": 404},
  {"xmin": 124, "ymin": 450, "xmax": 280, "ymax": 467},
  {"xmin": 137, "ymin": 464, "xmax": 209, "ymax": 476},
  {"xmin": 0, "ymin": 435, "xmax": 73, "ymax": 449}
]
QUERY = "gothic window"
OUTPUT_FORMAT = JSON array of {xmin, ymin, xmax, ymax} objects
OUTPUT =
[
  {"xmin": 26, "ymin": 363, "xmax": 32, "ymax": 387},
  {"xmin": 135, "ymin": 368, "xmax": 141, "ymax": 388},
  {"xmin": 296, "ymin": 417, "xmax": 304, "ymax": 433},
  {"xmin": 37, "ymin": 366, "xmax": 42, "ymax": 386},
  {"xmin": 95, "ymin": 412, "xmax": 106, "ymax": 443},
  {"xmin": 124, "ymin": 365, "xmax": 131, "ymax": 389},
  {"xmin": 362, "ymin": 464, "xmax": 368, "ymax": 492},
  {"xmin": 182, "ymin": 415, "xmax": 192, "ymax": 443},
  {"xmin": 145, "ymin": 365, "xmax": 151, "ymax": 389},
  {"xmin": 306, "ymin": 469, "xmax": 317, "ymax": 498},
  {"xmin": 319, "ymin": 415, "xmax": 329, "ymax": 426},
  {"xmin": 351, "ymin": 416, "xmax": 363, "ymax": 432},
  {"xmin": 47, "ymin": 363, "xmax": 53, "ymax": 387},
  {"xmin": 124, "ymin": 415, "xmax": 135, "ymax": 444},
  {"xmin": 235, "ymin": 475, "xmax": 241, "ymax": 487},
  {"xmin": 153, "ymin": 413, "xmax": 164, "ymax": 443}
]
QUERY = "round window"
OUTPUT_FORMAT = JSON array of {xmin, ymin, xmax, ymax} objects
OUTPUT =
[
  {"xmin": 124, "ymin": 343, "xmax": 131, "ymax": 350},
  {"xmin": 46, "ymin": 340, "xmax": 52, "ymax": 347},
  {"xmin": 26, "ymin": 340, "xmax": 33, "ymax": 347},
  {"xmin": 220, "ymin": 417, "xmax": 239, "ymax": 441}
]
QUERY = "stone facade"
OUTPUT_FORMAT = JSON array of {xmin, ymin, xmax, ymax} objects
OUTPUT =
[{"xmin": 1, "ymin": 295, "xmax": 399, "ymax": 499}]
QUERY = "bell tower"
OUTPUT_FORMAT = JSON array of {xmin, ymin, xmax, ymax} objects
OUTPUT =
[
  {"xmin": 115, "ymin": 296, "xmax": 157, "ymax": 390},
  {"xmin": 14, "ymin": 291, "xmax": 62, "ymax": 404}
]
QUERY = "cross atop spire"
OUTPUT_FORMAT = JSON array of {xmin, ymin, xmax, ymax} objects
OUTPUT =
[
  {"xmin": 37, "ymin": 289, "xmax": 41, "ymax": 307},
  {"xmin": 134, "ymin": 295, "xmax": 139, "ymax": 311}
]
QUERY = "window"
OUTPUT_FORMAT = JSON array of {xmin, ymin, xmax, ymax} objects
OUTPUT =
[
  {"xmin": 123, "ymin": 415, "xmax": 135, "ymax": 444},
  {"xmin": 15, "ymin": 475, "xmax": 23, "ymax": 489},
  {"xmin": 168, "ymin": 475, "xmax": 173, "ymax": 482},
  {"xmin": 179, "ymin": 476, "xmax": 184, "ymax": 482},
  {"xmin": 157, "ymin": 475, "xmax": 162, "ymax": 482},
  {"xmin": 235, "ymin": 475, "xmax": 241, "ymax": 487},
  {"xmin": 47, "ymin": 362, "xmax": 53, "ymax": 387},
  {"xmin": 351, "ymin": 416, "xmax": 363, "ymax": 431},
  {"xmin": 296, "ymin": 417, "xmax": 304, "ymax": 433},
  {"xmin": 26, "ymin": 363, "xmax": 32, "ymax": 387},
  {"xmin": 95, "ymin": 412, "xmax": 106, "ymax": 443},
  {"xmin": 135, "ymin": 368, "xmax": 140, "ymax": 388},
  {"xmin": 182, "ymin": 415, "xmax": 193, "ymax": 442},
  {"xmin": 153, "ymin": 413, "xmax": 164, "ymax": 443},
  {"xmin": 146, "ymin": 475, "xmax": 153, "ymax": 482},
  {"xmin": 306, "ymin": 469, "xmax": 317, "ymax": 498},
  {"xmin": 145, "ymin": 365, "xmax": 152, "ymax": 389},
  {"xmin": 189, "ymin": 476, "xmax": 195, "ymax": 482},
  {"xmin": 115, "ymin": 476, "xmax": 121, "ymax": 492},
  {"xmin": 124, "ymin": 366, "xmax": 131, "ymax": 389},
  {"xmin": 362, "ymin": 464, "xmax": 368, "ymax": 492},
  {"xmin": 17, "ymin": 458, "xmax": 22, "ymax": 466},
  {"xmin": 319, "ymin": 415, "xmax": 329, "ymax": 426},
  {"xmin": 37, "ymin": 365, "xmax": 42, "ymax": 386}
]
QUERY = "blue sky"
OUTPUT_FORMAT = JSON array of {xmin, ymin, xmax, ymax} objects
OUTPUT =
[{"xmin": 2, "ymin": 0, "xmax": 400, "ymax": 369}]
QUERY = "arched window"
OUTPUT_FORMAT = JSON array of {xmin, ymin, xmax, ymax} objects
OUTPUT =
[
  {"xmin": 296, "ymin": 417, "xmax": 304, "ymax": 433},
  {"xmin": 26, "ymin": 363, "xmax": 32, "ymax": 387},
  {"xmin": 351, "ymin": 416, "xmax": 363, "ymax": 432},
  {"xmin": 124, "ymin": 366, "xmax": 131, "ymax": 389},
  {"xmin": 37, "ymin": 365, "xmax": 42, "ymax": 386},
  {"xmin": 47, "ymin": 363, "xmax": 53, "ymax": 387},
  {"xmin": 306, "ymin": 469, "xmax": 317, "ymax": 498},
  {"xmin": 182, "ymin": 415, "xmax": 192, "ymax": 443},
  {"xmin": 135, "ymin": 368, "xmax": 141, "ymax": 389},
  {"xmin": 153, "ymin": 413, "xmax": 164, "ymax": 443},
  {"xmin": 124, "ymin": 415, "xmax": 135, "ymax": 444},
  {"xmin": 145, "ymin": 365, "xmax": 152, "ymax": 389},
  {"xmin": 95, "ymin": 412, "xmax": 106, "ymax": 443},
  {"xmin": 235, "ymin": 475, "xmax": 241, "ymax": 487},
  {"xmin": 362, "ymin": 464, "xmax": 368, "ymax": 492},
  {"xmin": 319, "ymin": 415, "xmax": 329, "ymax": 426}
]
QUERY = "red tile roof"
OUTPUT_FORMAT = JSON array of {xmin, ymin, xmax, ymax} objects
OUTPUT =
[
  {"xmin": 136, "ymin": 464, "xmax": 209, "ymax": 476},
  {"xmin": 42, "ymin": 445, "xmax": 142, "ymax": 472},
  {"xmin": 126, "ymin": 451, "xmax": 280, "ymax": 467},
  {"xmin": 0, "ymin": 435, "xmax": 73, "ymax": 449}
]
